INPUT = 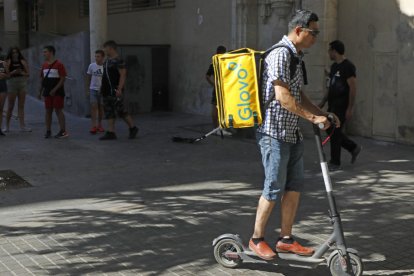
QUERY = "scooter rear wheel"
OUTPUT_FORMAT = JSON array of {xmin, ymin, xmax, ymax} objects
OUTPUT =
[
  {"xmin": 329, "ymin": 251, "xmax": 363, "ymax": 276},
  {"xmin": 213, "ymin": 238, "xmax": 243, "ymax": 268}
]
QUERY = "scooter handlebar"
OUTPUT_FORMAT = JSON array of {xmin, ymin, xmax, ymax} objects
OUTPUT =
[{"xmin": 318, "ymin": 114, "xmax": 336, "ymax": 129}]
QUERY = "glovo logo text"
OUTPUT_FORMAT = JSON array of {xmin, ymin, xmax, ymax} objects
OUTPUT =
[{"xmin": 228, "ymin": 61, "xmax": 252, "ymax": 121}]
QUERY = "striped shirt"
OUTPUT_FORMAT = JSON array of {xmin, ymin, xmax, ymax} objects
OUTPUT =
[{"xmin": 257, "ymin": 35, "xmax": 305, "ymax": 143}]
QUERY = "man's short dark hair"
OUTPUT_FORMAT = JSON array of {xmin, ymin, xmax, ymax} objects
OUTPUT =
[
  {"xmin": 43, "ymin": 45, "xmax": 56, "ymax": 55},
  {"xmin": 95, "ymin": 49, "xmax": 105, "ymax": 56},
  {"xmin": 288, "ymin": 10, "xmax": 319, "ymax": 32},
  {"xmin": 216, "ymin": 46, "xmax": 226, "ymax": 54},
  {"xmin": 103, "ymin": 40, "xmax": 118, "ymax": 50},
  {"xmin": 329, "ymin": 40, "xmax": 345, "ymax": 55}
]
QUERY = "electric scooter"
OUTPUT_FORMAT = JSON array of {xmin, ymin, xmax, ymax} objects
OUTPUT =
[{"xmin": 212, "ymin": 117, "xmax": 364, "ymax": 276}]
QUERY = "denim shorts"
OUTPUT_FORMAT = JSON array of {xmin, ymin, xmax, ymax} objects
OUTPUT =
[
  {"xmin": 257, "ymin": 132, "xmax": 304, "ymax": 201},
  {"xmin": 90, "ymin": 89, "xmax": 103, "ymax": 104}
]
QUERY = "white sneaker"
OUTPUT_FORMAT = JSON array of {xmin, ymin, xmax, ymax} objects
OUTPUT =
[
  {"xmin": 20, "ymin": 126, "xmax": 32, "ymax": 132},
  {"xmin": 2, "ymin": 128, "xmax": 9, "ymax": 133}
]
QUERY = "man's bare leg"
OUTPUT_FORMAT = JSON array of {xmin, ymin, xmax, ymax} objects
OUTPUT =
[
  {"xmin": 250, "ymin": 195, "xmax": 277, "ymax": 260},
  {"xmin": 280, "ymin": 191, "xmax": 300, "ymax": 237},
  {"xmin": 252, "ymin": 196, "xmax": 276, "ymax": 238},
  {"xmin": 277, "ymin": 191, "xmax": 314, "ymax": 256}
]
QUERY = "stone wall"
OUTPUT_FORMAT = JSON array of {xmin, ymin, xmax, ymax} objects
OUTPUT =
[{"xmin": 338, "ymin": 0, "xmax": 414, "ymax": 144}]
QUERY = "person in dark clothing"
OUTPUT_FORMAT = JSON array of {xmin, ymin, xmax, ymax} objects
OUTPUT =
[
  {"xmin": 99, "ymin": 40, "xmax": 138, "ymax": 140},
  {"xmin": 0, "ymin": 47, "xmax": 8, "ymax": 136},
  {"xmin": 319, "ymin": 40, "xmax": 361, "ymax": 170},
  {"xmin": 205, "ymin": 45, "xmax": 232, "ymax": 136}
]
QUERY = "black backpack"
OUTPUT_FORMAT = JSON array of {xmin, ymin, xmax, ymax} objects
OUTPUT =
[{"xmin": 260, "ymin": 44, "xmax": 307, "ymax": 111}]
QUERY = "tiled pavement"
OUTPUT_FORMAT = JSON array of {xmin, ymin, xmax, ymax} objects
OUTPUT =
[{"xmin": 0, "ymin": 97, "xmax": 413, "ymax": 275}]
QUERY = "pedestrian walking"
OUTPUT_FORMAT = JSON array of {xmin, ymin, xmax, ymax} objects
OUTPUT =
[
  {"xmin": 4, "ymin": 47, "xmax": 31, "ymax": 132},
  {"xmin": 0, "ymin": 47, "xmax": 8, "ymax": 136},
  {"xmin": 205, "ymin": 45, "xmax": 232, "ymax": 136},
  {"xmin": 38, "ymin": 45, "xmax": 68, "ymax": 139},
  {"xmin": 99, "ymin": 40, "xmax": 138, "ymax": 140},
  {"xmin": 319, "ymin": 40, "xmax": 361, "ymax": 170},
  {"xmin": 86, "ymin": 49, "xmax": 105, "ymax": 134}
]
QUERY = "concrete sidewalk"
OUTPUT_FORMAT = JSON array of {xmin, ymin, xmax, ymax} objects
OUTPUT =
[{"xmin": 0, "ymin": 96, "xmax": 413, "ymax": 275}]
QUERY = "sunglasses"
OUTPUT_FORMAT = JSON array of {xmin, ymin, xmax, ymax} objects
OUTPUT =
[{"xmin": 302, "ymin": 28, "xmax": 320, "ymax": 37}]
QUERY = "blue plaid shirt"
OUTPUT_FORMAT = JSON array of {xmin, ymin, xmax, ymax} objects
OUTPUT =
[{"xmin": 257, "ymin": 36, "xmax": 305, "ymax": 144}]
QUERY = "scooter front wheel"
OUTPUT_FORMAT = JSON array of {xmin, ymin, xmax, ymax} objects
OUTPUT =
[
  {"xmin": 329, "ymin": 251, "xmax": 363, "ymax": 276},
  {"xmin": 213, "ymin": 238, "xmax": 243, "ymax": 268}
]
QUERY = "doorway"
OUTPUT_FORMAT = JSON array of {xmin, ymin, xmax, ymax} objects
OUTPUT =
[{"xmin": 119, "ymin": 45, "xmax": 170, "ymax": 113}]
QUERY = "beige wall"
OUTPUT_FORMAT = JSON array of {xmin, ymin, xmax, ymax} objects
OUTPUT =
[
  {"xmin": 38, "ymin": 0, "xmax": 88, "ymax": 35},
  {"xmin": 337, "ymin": 0, "xmax": 414, "ymax": 144},
  {"xmin": 108, "ymin": 9, "xmax": 172, "ymax": 45},
  {"xmin": 169, "ymin": 0, "xmax": 233, "ymax": 114}
]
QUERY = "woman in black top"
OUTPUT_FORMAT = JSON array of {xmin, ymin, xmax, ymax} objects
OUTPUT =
[{"xmin": 5, "ymin": 47, "xmax": 31, "ymax": 132}]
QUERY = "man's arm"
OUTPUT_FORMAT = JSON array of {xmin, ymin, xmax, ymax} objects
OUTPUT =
[
  {"xmin": 116, "ymin": 67, "xmax": 127, "ymax": 97},
  {"xmin": 301, "ymin": 90, "xmax": 327, "ymax": 116},
  {"xmin": 38, "ymin": 68, "xmax": 44, "ymax": 99},
  {"xmin": 302, "ymin": 90, "xmax": 340, "ymax": 128},
  {"xmin": 346, "ymin": 76, "xmax": 356, "ymax": 121},
  {"xmin": 273, "ymin": 80, "xmax": 330, "ymax": 129},
  {"xmin": 50, "ymin": 76, "xmax": 65, "ymax": 96}
]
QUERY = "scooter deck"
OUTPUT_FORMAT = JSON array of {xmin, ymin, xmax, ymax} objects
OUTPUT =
[{"xmin": 235, "ymin": 248, "xmax": 325, "ymax": 269}]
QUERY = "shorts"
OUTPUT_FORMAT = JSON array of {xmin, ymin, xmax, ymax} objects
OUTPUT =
[
  {"xmin": 103, "ymin": 95, "xmax": 128, "ymax": 119},
  {"xmin": 0, "ymin": 80, "xmax": 6, "ymax": 93},
  {"xmin": 45, "ymin": 95, "xmax": 64, "ymax": 109},
  {"xmin": 90, "ymin": 89, "xmax": 103, "ymax": 105},
  {"xmin": 257, "ymin": 132, "xmax": 304, "ymax": 201},
  {"xmin": 7, "ymin": 77, "xmax": 27, "ymax": 93}
]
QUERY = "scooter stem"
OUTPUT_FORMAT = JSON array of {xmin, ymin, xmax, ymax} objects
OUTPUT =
[{"xmin": 313, "ymin": 124, "xmax": 354, "ymax": 274}]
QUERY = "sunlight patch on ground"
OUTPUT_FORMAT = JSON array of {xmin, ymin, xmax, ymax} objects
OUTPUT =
[
  {"xmin": 377, "ymin": 159, "xmax": 412, "ymax": 163},
  {"xmin": 364, "ymin": 269, "xmax": 414, "ymax": 275},
  {"xmin": 145, "ymin": 181, "xmax": 252, "ymax": 192}
]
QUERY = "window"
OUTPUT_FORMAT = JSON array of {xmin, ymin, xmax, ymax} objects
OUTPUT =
[
  {"xmin": 79, "ymin": 0, "xmax": 175, "ymax": 16},
  {"xmin": 109, "ymin": 0, "xmax": 175, "ymax": 14},
  {"xmin": 79, "ymin": 0, "xmax": 89, "ymax": 18}
]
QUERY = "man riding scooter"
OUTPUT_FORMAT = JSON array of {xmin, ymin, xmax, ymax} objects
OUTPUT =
[{"xmin": 250, "ymin": 10, "xmax": 340, "ymax": 260}]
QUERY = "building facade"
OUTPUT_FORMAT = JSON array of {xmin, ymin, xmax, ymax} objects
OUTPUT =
[{"xmin": 0, "ymin": 0, "xmax": 413, "ymax": 144}]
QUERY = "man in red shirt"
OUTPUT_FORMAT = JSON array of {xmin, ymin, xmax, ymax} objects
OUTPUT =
[{"xmin": 38, "ymin": 45, "xmax": 68, "ymax": 139}]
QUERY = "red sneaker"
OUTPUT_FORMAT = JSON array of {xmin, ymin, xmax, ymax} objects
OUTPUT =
[
  {"xmin": 248, "ymin": 239, "xmax": 277, "ymax": 260},
  {"xmin": 90, "ymin": 126, "xmax": 97, "ymax": 134},
  {"xmin": 97, "ymin": 126, "xmax": 105, "ymax": 132},
  {"xmin": 276, "ymin": 238, "xmax": 314, "ymax": 256}
]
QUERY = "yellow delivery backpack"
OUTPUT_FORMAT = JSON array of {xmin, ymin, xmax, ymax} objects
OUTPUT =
[
  {"xmin": 171, "ymin": 45, "xmax": 304, "ymax": 144},
  {"xmin": 213, "ymin": 45, "xmax": 305, "ymax": 129},
  {"xmin": 213, "ymin": 48, "xmax": 262, "ymax": 129}
]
